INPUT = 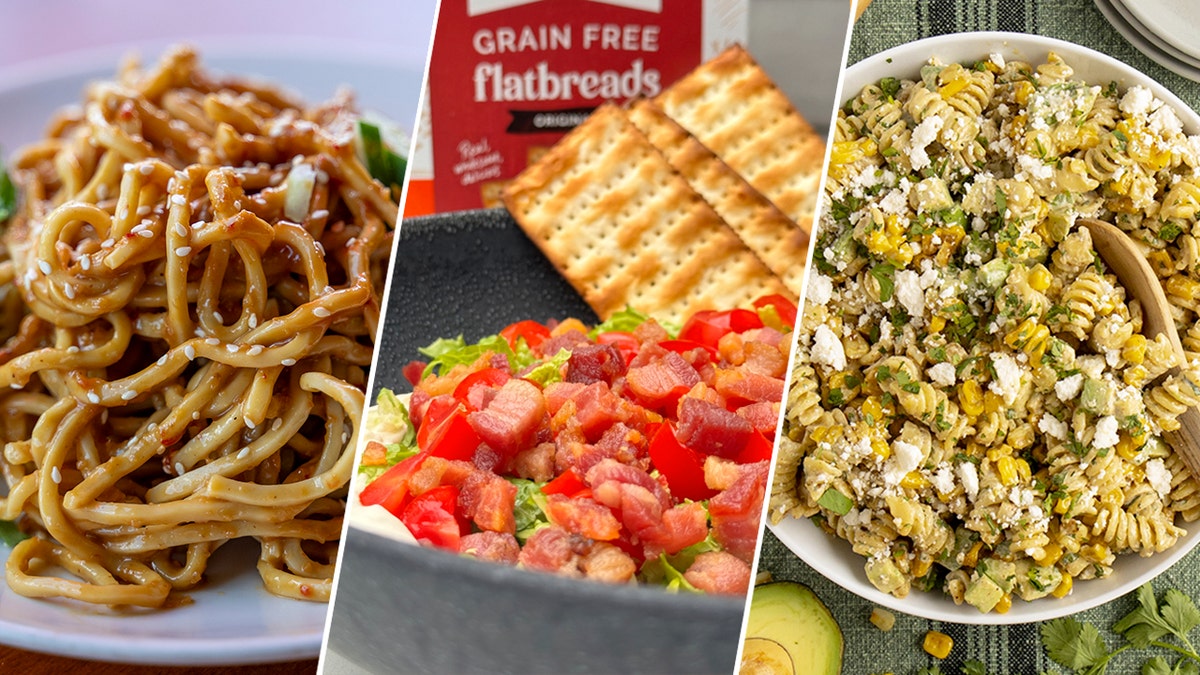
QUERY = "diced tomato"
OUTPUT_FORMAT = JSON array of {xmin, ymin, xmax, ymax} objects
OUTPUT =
[
  {"xmin": 403, "ymin": 361, "xmax": 427, "ymax": 387},
  {"xmin": 595, "ymin": 331, "xmax": 640, "ymax": 365},
  {"xmin": 678, "ymin": 309, "xmax": 763, "ymax": 349},
  {"xmin": 401, "ymin": 485, "xmax": 464, "ymax": 550},
  {"xmin": 658, "ymin": 339, "xmax": 718, "ymax": 359},
  {"xmin": 359, "ymin": 450, "xmax": 429, "ymax": 517},
  {"xmin": 648, "ymin": 422, "xmax": 716, "ymax": 502},
  {"xmin": 542, "ymin": 467, "xmax": 588, "ymax": 497},
  {"xmin": 735, "ymin": 431, "xmax": 775, "ymax": 464},
  {"xmin": 418, "ymin": 399, "xmax": 482, "ymax": 462},
  {"xmin": 500, "ymin": 320, "xmax": 551, "ymax": 350},
  {"xmin": 452, "ymin": 367, "xmax": 511, "ymax": 410},
  {"xmin": 752, "ymin": 294, "xmax": 798, "ymax": 329}
]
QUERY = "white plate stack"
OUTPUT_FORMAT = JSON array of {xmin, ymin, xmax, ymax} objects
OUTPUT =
[{"xmin": 1095, "ymin": 0, "xmax": 1200, "ymax": 81}]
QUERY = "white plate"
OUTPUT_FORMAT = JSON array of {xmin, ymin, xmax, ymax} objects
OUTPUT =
[
  {"xmin": 773, "ymin": 31, "xmax": 1200, "ymax": 625},
  {"xmin": 1115, "ymin": 0, "xmax": 1200, "ymax": 61},
  {"xmin": 0, "ymin": 42, "xmax": 422, "ymax": 665},
  {"xmin": 1094, "ymin": 0, "xmax": 1200, "ymax": 83}
]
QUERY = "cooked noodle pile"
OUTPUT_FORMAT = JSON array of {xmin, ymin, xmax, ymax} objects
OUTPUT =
[{"xmin": 0, "ymin": 46, "xmax": 396, "ymax": 607}]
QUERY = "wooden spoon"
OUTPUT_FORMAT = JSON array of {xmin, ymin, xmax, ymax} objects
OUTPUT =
[{"xmin": 1079, "ymin": 217, "xmax": 1200, "ymax": 479}]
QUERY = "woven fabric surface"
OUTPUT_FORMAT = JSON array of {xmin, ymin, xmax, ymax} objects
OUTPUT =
[{"xmin": 759, "ymin": 1, "xmax": 1200, "ymax": 674}]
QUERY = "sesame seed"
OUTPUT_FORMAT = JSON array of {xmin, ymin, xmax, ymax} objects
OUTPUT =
[
  {"xmin": 346, "ymin": 237, "xmax": 357, "ymax": 248},
  {"xmin": 174, "ymin": 246, "xmax": 192, "ymax": 257},
  {"xmin": 191, "ymin": 220, "xmax": 204, "ymax": 229},
  {"xmin": 67, "ymin": 346, "xmax": 80, "ymax": 353},
  {"xmin": 205, "ymin": 337, "xmax": 220, "ymax": 345},
  {"xmin": 184, "ymin": 345, "xmax": 196, "ymax": 360},
  {"xmin": 311, "ymin": 209, "xmax": 329, "ymax": 219},
  {"xmin": 123, "ymin": 163, "xmax": 133, "ymax": 172},
  {"xmin": 8, "ymin": 384, "xmax": 17, "ymax": 390},
  {"xmin": 248, "ymin": 315, "xmax": 258, "ymax": 329},
  {"xmin": 86, "ymin": 392, "xmax": 100, "ymax": 404},
  {"xmin": 137, "ymin": 230, "xmax": 153, "ymax": 238},
  {"xmin": 118, "ymin": 208, "xmax": 129, "ymax": 221},
  {"xmin": 313, "ymin": 307, "xmax": 331, "ymax": 318},
  {"xmin": 281, "ymin": 358, "xmax": 297, "ymax": 366},
  {"xmin": 316, "ymin": 170, "xmax": 330, "ymax": 184},
  {"xmin": 157, "ymin": 355, "xmax": 167, "ymax": 366},
  {"xmin": 245, "ymin": 418, "xmax": 257, "ymax": 429},
  {"xmin": 64, "ymin": 285, "xmax": 75, "ymax": 299},
  {"xmin": 50, "ymin": 466, "xmax": 61, "ymax": 484},
  {"xmin": 130, "ymin": 223, "xmax": 147, "ymax": 234},
  {"xmin": 37, "ymin": 260, "xmax": 51, "ymax": 275},
  {"xmin": 174, "ymin": 223, "xmax": 188, "ymax": 237},
  {"xmin": 271, "ymin": 418, "xmax": 282, "ymax": 431},
  {"xmin": 213, "ymin": 311, "xmax": 224, "ymax": 323},
  {"xmin": 101, "ymin": 238, "xmax": 115, "ymax": 248},
  {"xmin": 137, "ymin": 205, "xmax": 151, "ymax": 216},
  {"xmin": 175, "ymin": 462, "xmax": 185, "ymax": 476},
  {"xmin": 139, "ymin": 164, "xmax": 153, "ymax": 176},
  {"xmin": 234, "ymin": 200, "xmax": 242, "ymax": 210},
  {"xmin": 248, "ymin": 345, "xmax": 264, "ymax": 356},
  {"xmin": 121, "ymin": 390, "xmax": 137, "ymax": 401},
  {"xmin": 81, "ymin": 257, "xmax": 91, "ymax": 271},
  {"xmin": 226, "ymin": 344, "xmax": 239, "ymax": 353},
  {"xmin": 170, "ymin": 195, "xmax": 187, "ymax": 206},
  {"xmin": 237, "ymin": 447, "xmax": 250, "ymax": 460},
  {"xmin": 192, "ymin": 411, "xmax": 200, "ymax": 420}
]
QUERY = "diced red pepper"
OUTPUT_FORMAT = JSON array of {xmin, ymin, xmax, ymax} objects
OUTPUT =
[
  {"xmin": 452, "ymin": 367, "xmax": 511, "ymax": 410},
  {"xmin": 542, "ymin": 467, "xmax": 588, "ymax": 497},
  {"xmin": 400, "ymin": 484, "xmax": 464, "ymax": 550},
  {"xmin": 752, "ymin": 294, "xmax": 798, "ymax": 329},
  {"xmin": 678, "ymin": 309, "xmax": 764, "ymax": 349},
  {"xmin": 500, "ymin": 320, "xmax": 551, "ymax": 350},
  {"xmin": 595, "ymin": 331, "xmax": 640, "ymax": 365},
  {"xmin": 648, "ymin": 422, "xmax": 717, "ymax": 502},
  {"xmin": 735, "ymin": 431, "xmax": 775, "ymax": 464},
  {"xmin": 658, "ymin": 339, "xmax": 718, "ymax": 359},
  {"xmin": 359, "ymin": 450, "xmax": 430, "ymax": 517}
]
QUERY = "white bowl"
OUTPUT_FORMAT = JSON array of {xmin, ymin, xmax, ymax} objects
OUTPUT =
[{"xmin": 770, "ymin": 31, "xmax": 1200, "ymax": 625}]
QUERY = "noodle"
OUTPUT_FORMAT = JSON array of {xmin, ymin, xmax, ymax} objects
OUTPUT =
[{"xmin": 0, "ymin": 46, "xmax": 396, "ymax": 607}]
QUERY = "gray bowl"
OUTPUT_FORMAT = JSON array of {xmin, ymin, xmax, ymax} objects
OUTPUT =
[{"xmin": 323, "ymin": 209, "xmax": 745, "ymax": 674}]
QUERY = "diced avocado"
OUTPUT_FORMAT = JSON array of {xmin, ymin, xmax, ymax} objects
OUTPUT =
[
  {"xmin": 977, "ymin": 558, "xmax": 1017, "ymax": 593},
  {"xmin": 739, "ymin": 638, "xmax": 796, "ymax": 675},
  {"xmin": 938, "ymin": 527, "xmax": 979, "ymax": 571},
  {"xmin": 864, "ymin": 556, "xmax": 907, "ymax": 595},
  {"xmin": 827, "ymin": 230, "xmax": 858, "ymax": 272},
  {"xmin": 964, "ymin": 574, "xmax": 1005, "ymax": 613},
  {"xmin": 1013, "ymin": 559, "xmax": 1063, "ymax": 601},
  {"xmin": 978, "ymin": 258, "xmax": 1012, "ymax": 290},
  {"xmin": 1080, "ymin": 378, "xmax": 1112, "ymax": 415},
  {"xmin": 743, "ymin": 581, "xmax": 842, "ymax": 675}
]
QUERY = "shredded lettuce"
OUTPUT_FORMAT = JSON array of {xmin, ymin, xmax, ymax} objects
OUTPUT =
[
  {"xmin": 0, "ymin": 156, "xmax": 16, "ymax": 224},
  {"xmin": 588, "ymin": 306, "xmax": 651, "ymax": 337},
  {"xmin": 522, "ymin": 348, "xmax": 571, "ymax": 386},
  {"xmin": 638, "ymin": 510, "xmax": 721, "ymax": 591},
  {"xmin": 0, "ymin": 519, "xmax": 27, "ymax": 547},
  {"xmin": 357, "ymin": 388, "xmax": 420, "ymax": 482},
  {"xmin": 506, "ymin": 477, "xmax": 550, "ymax": 542},
  {"xmin": 418, "ymin": 334, "xmax": 540, "ymax": 379}
]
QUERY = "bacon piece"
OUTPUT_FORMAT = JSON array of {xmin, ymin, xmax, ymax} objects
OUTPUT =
[
  {"xmin": 407, "ymin": 457, "xmax": 476, "ymax": 495},
  {"xmin": 651, "ymin": 502, "xmax": 709, "ymax": 555},
  {"xmin": 743, "ymin": 341, "xmax": 788, "ymax": 378},
  {"xmin": 596, "ymin": 481, "xmax": 663, "ymax": 541},
  {"xmin": 676, "ymin": 397, "xmax": 753, "ymax": 459},
  {"xmin": 625, "ymin": 351, "xmax": 700, "ymax": 410},
  {"xmin": 543, "ymin": 381, "xmax": 586, "ymax": 415},
  {"xmin": 713, "ymin": 368, "xmax": 785, "ymax": 406},
  {"xmin": 360, "ymin": 441, "xmax": 388, "ymax": 467},
  {"xmin": 538, "ymin": 329, "xmax": 590, "ymax": 357},
  {"xmin": 518, "ymin": 526, "xmax": 585, "ymax": 576},
  {"xmin": 512, "ymin": 441, "xmax": 556, "ymax": 482},
  {"xmin": 566, "ymin": 342, "xmax": 627, "ymax": 385},
  {"xmin": 571, "ymin": 382, "xmax": 624, "ymax": 442},
  {"xmin": 459, "ymin": 470, "xmax": 517, "ymax": 534},
  {"xmin": 586, "ymin": 458, "xmax": 672, "ymax": 510},
  {"xmin": 459, "ymin": 531, "xmax": 520, "ymax": 565},
  {"xmin": 543, "ymin": 494, "xmax": 622, "ymax": 541},
  {"xmin": 683, "ymin": 551, "xmax": 751, "ymax": 595},
  {"xmin": 709, "ymin": 460, "xmax": 768, "ymax": 562},
  {"xmin": 468, "ymin": 378, "xmax": 546, "ymax": 456},
  {"xmin": 633, "ymin": 320, "xmax": 670, "ymax": 344},
  {"xmin": 735, "ymin": 401, "xmax": 780, "ymax": 435},
  {"xmin": 580, "ymin": 542, "xmax": 637, "ymax": 584}
]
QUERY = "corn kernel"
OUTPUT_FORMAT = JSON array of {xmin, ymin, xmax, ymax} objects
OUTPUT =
[
  {"xmin": 871, "ymin": 438, "xmax": 892, "ymax": 460},
  {"xmin": 983, "ymin": 392, "xmax": 1004, "ymax": 415},
  {"xmin": 900, "ymin": 471, "xmax": 928, "ymax": 490},
  {"xmin": 959, "ymin": 380, "xmax": 984, "ymax": 417},
  {"xmin": 1054, "ymin": 496, "xmax": 1072, "ymax": 515},
  {"xmin": 994, "ymin": 594, "xmax": 1013, "ymax": 614},
  {"xmin": 929, "ymin": 315, "xmax": 947, "ymax": 333},
  {"xmin": 1167, "ymin": 275, "xmax": 1200, "ymax": 300},
  {"xmin": 1013, "ymin": 81, "xmax": 1035, "ymax": 105},
  {"xmin": 1101, "ymin": 488, "xmax": 1124, "ymax": 509},
  {"xmin": 1084, "ymin": 543, "xmax": 1110, "ymax": 560},
  {"xmin": 1116, "ymin": 433, "xmax": 1141, "ymax": 461},
  {"xmin": 1034, "ymin": 542, "xmax": 1064, "ymax": 566},
  {"xmin": 996, "ymin": 456, "xmax": 1020, "ymax": 486},
  {"xmin": 1015, "ymin": 458, "xmax": 1032, "ymax": 481},
  {"xmin": 1028, "ymin": 264, "xmax": 1052, "ymax": 291},
  {"xmin": 1052, "ymin": 574, "xmax": 1074, "ymax": 598},
  {"xmin": 869, "ymin": 607, "xmax": 896, "ymax": 632},
  {"xmin": 863, "ymin": 397, "xmax": 884, "ymax": 423},
  {"xmin": 1148, "ymin": 250, "xmax": 1175, "ymax": 277},
  {"xmin": 912, "ymin": 558, "xmax": 933, "ymax": 578},
  {"xmin": 963, "ymin": 541, "xmax": 984, "ymax": 568},
  {"xmin": 1122, "ymin": 334, "xmax": 1147, "ymax": 365},
  {"xmin": 923, "ymin": 631, "xmax": 953, "ymax": 659}
]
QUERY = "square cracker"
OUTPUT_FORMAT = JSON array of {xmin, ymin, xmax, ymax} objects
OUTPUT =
[
  {"xmin": 654, "ymin": 44, "xmax": 825, "ymax": 228},
  {"xmin": 627, "ymin": 98, "xmax": 807, "ymax": 298},
  {"xmin": 502, "ymin": 103, "xmax": 789, "ymax": 325}
]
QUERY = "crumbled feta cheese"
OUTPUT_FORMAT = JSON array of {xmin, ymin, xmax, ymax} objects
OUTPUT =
[
  {"xmin": 885, "ymin": 440, "xmax": 924, "ymax": 485},
  {"xmin": 894, "ymin": 269, "xmax": 925, "ymax": 317},
  {"xmin": 988, "ymin": 353, "xmax": 1023, "ymax": 405},
  {"xmin": 958, "ymin": 461, "xmax": 979, "ymax": 501},
  {"xmin": 807, "ymin": 272, "xmax": 834, "ymax": 306},
  {"xmin": 908, "ymin": 115, "xmax": 945, "ymax": 171},
  {"xmin": 1145, "ymin": 458, "xmax": 1172, "ymax": 498},
  {"xmin": 989, "ymin": 52, "xmax": 1006, "ymax": 69},
  {"xmin": 930, "ymin": 465, "xmax": 955, "ymax": 494},
  {"xmin": 811, "ymin": 325, "xmax": 847, "ymax": 371},
  {"xmin": 1038, "ymin": 412, "xmax": 1069, "ymax": 441},
  {"xmin": 928, "ymin": 362, "xmax": 956, "ymax": 387},
  {"xmin": 1093, "ymin": 416, "xmax": 1119, "ymax": 450},
  {"xmin": 1056, "ymin": 373, "xmax": 1084, "ymax": 401},
  {"xmin": 1120, "ymin": 86, "xmax": 1153, "ymax": 116}
]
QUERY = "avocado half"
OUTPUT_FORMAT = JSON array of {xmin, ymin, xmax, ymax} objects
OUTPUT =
[{"xmin": 740, "ymin": 581, "xmax": 843, "ymax": 675}]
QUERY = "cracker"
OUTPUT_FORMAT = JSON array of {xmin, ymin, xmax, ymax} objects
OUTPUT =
[
  {"xmin": 627, "ymin": 98, "xmax": 807, "ymax": 298},
  {"xmin": 654, "ymin": 44, "xmax": 824, "ymax": 228},
  {"xmin": 503, "ymin": 103, "xmax": 789, "ymax": 325}
]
